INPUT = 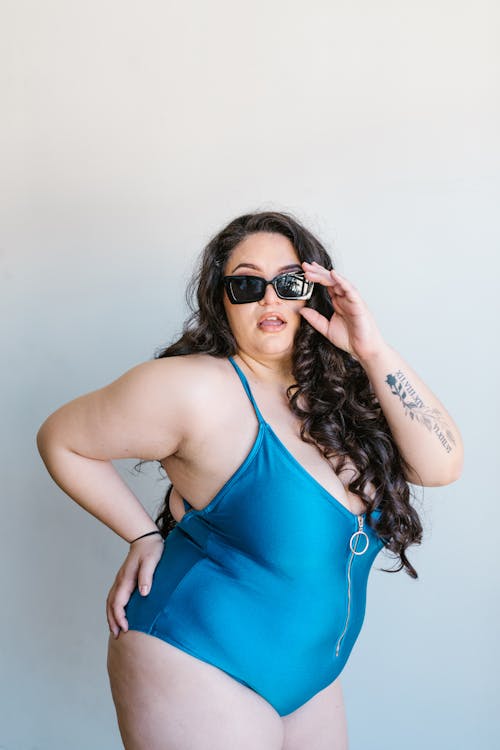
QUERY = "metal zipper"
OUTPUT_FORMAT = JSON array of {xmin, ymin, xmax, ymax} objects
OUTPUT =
[{"xmin": 335, "ymin": 514, "xmax": 370, "ymax": 657}]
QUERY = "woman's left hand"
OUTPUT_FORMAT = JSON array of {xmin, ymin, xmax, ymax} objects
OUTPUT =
[{"xmin": 299, "ymin": 261, "xmax": 386, "ymax": 362}]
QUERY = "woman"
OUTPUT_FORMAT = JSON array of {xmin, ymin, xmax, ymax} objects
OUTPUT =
[{"xmin": 37, "ymin": 211, "xmax": 463, "ymax": 750}]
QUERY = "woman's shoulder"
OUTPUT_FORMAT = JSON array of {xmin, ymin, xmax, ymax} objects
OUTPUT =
[
  {"xmin": 137, "ymin": 353, "xmax": 231, "ymax": 401},
  {"xmin": 149, "ymin": 352, "xmax": 229, "ymax": 377},
  {"xmin": 144, "ymin": 354, "xmax": 237, "ymax": 443}
]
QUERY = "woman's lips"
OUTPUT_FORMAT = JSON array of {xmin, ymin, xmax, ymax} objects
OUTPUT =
[{"xmin": 257, "ymin": 314, "xmax": 287, "ymax": 332}]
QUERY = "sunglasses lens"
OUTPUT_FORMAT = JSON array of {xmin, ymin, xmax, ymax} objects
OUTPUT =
[
  {"xmin": 275, "ymin": 273, "xmax": 313, "ymax": 299},
  {"xmin": 228, "ymin": 276, "xmax": 265, "ymax": 302},
  {"xmin": 224, "ymin": 273, "xmax": 314, "ymax": 303}
]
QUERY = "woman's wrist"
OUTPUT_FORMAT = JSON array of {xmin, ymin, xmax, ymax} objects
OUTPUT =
[
  {"xmin": 129, "ymin": 529, "xmax": 163, "ymax": 544},
  {"xmin": 356, "ymin": 340, "xmax": 393, "ymax": 371}
]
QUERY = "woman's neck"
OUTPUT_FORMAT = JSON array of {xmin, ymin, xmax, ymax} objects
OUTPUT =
[{"xmin": 233, "ymin": 351, "xmax": 295, "ymax": 390}]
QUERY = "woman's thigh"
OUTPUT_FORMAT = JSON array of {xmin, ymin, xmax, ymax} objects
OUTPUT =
[
  {"xmin": 107, "ymin": 630, "xmax": 285, "ymax": 750},
  {"xmin": 281, "ymin": 678, "xmax": 349, "ymax": 750}
]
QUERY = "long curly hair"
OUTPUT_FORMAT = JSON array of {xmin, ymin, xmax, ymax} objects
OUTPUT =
[{"xmin": 142, "ymin": 210, "xmax": 423, "ymax": 578}]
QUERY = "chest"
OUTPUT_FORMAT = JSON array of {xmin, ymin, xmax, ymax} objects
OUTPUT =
[{"xmin": 164, "ymin": 380, "xmax": 369, "ymax": 517}]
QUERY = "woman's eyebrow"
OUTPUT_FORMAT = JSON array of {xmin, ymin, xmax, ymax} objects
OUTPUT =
[{"xmin": 230, "ymin": 262, "xmax": 302, "ymax": 274}]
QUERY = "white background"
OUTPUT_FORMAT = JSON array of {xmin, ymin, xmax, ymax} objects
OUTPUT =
[{"xmin": 1, "ymin": 1, "xmax": 498, "ymax": 748}]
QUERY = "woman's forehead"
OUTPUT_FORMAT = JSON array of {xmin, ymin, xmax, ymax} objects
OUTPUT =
[{"xmin": 226, "ymin": 232, "xmax": 300, "ymax": 272}]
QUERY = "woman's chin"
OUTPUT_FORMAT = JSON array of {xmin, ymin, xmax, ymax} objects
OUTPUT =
[{"xmin": 249, "ymin": 337, "xmax": 295, "ymax": 359}]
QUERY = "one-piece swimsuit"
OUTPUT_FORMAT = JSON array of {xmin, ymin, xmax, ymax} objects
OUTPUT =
[{"xmin": 125, "ymin": 355, "xmax": 386, "ymax": 716}]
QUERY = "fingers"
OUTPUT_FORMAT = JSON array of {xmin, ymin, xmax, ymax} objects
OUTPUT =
[
  {"xmin": 134, "ymin": 539, "xmax": 164, "ymax": 596},
  {"xmin": 106, "ymin": 577, "xmax": 136, "ymax": 638},
  {"xmin": 106, "ymin": 583, "xmax": 120, "ymax": 638},
  {"xmin": 106, "ymin": 543, "xmax": 163, "ymax": 639},
  {"xmin": 302, "ymin": 262, "xmax": 358, "ymax": 302},
  {"xmin": 299, "ymin": 306, "xmax": 331, "ymax": 337},
  {"xmin": 137, "ymin": 555, "xmax": 159, "ymax": 597}
]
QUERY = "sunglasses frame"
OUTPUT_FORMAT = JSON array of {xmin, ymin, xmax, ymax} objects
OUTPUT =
[{"xmin": 223, "ymin": 271, "xmax": 315, "ymax": 305}]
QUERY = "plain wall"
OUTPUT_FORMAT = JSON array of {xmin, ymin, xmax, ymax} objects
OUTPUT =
[{"xmin": 1, "ymin": 1, "xmax": 499, "ymax": 748}]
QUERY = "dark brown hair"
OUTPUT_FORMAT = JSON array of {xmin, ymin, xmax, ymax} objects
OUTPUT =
[{"xmin": 141, "ymin": 210, "xmax": 423, "ymax": 577}]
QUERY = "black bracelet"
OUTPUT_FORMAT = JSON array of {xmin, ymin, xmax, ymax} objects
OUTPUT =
[{"xmin": 130, "ymin": 530, "xmax": 163, "ymax": 544}]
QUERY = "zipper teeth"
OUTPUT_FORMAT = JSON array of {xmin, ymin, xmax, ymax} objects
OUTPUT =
[
  {"xmin": 335, "ymin": 515, "xmax": 363, "ymax": 657},
  {"xmin": 335, "ymin": 545, "xmax": 355, "ymax": 656}
]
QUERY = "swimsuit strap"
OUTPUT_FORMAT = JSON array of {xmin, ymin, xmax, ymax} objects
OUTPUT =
[{"xmin": 228, "ymin": 357, "xmax": 266, "ymax": 425}]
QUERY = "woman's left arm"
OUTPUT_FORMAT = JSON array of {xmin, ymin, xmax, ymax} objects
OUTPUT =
[{"xmin": 300, "ymin": 261, "xmax": 464, "ymax": 487}]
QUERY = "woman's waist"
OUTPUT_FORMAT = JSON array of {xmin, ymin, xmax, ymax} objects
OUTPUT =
[{"xmin": 169, "ymin": 523, "xmax": 377, "ymax": 593}]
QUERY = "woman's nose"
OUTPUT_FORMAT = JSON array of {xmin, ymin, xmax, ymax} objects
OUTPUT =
[{"xmin": 260, "ymin": 280, "xmax": 280, "ymax": 305}]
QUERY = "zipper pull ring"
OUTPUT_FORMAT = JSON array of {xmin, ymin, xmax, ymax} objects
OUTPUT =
[{"xmin": 349, "ymin": 515, "xmax": 369, "ymax": 555}]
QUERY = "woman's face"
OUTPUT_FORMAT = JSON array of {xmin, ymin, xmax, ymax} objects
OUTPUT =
[{"xmin": 222, "ymin": 231, "xmax": 307, "ymax": 363}]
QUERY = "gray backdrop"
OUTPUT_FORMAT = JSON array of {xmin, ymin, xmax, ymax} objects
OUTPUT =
[{"xmin": 2, "ymin": 1, "xmax": 498, "ymax": 748}]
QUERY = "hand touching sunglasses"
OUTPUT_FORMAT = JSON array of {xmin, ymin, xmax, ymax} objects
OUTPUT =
[{"xmin": 223, "ymin": 271, "xmax": 315, "ymax": 304}]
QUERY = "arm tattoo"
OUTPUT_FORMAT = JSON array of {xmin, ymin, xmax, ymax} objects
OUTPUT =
[{"xmin": 385, "ymin": 370, "xmax": 456, "ymax": 453}]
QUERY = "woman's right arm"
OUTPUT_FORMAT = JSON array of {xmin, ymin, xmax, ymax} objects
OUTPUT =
[{"xmin": 36, "ymin": 358, "xmax": 189, "ymax": 543}]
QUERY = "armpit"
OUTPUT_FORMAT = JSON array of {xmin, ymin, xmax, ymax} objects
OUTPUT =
[{"xmin": 168, "ymin": 485, "xmax": 187, "ymax": 522}]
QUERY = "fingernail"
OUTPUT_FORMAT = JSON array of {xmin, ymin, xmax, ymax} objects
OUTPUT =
[{"xmin": 140, "ymin": 585, "xmax": 148, "ymax": 595}]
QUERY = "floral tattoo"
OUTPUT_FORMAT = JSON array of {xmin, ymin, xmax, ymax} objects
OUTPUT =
[{"xmin": 385, "ymin": 370, "xmax": 456, "ymax": 453}]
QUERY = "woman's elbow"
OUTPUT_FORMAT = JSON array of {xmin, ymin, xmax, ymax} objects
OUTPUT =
[
  {"xmin": 424, "ymin": 459, "xmax": 464, "ymax": 487},
  {"xmin": 405, "ymin": 450, "xmax": 464, "ymax": 487},
  {"xmin": 36, "ymin": 423, "xmax": 47, "ymax": 455},
  {"xmin": 36, "ymin": 417, "xmax": 59, "ymax": 459},
  {"xmin": 430, "ymin": 462, "xmax": 463, "ymax": 487},
  {"xmin": 442, "ymin": 441, "xmax": 465, "ymax": 485}
]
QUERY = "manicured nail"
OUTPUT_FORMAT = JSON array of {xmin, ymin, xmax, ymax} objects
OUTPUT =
[{"xmin": 140, "ymin": 585, "xmax": 148, "ymax": 595}]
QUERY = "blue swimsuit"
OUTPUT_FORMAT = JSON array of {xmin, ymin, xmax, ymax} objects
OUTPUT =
[{"xmin": 125, "ymin": 356, "xmax": 386, "ymax": 716}]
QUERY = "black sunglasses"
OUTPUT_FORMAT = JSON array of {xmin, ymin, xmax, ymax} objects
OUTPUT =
[{"xmin": 223, "ymin": 271, "xmax": 315, "ymax": 304}]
